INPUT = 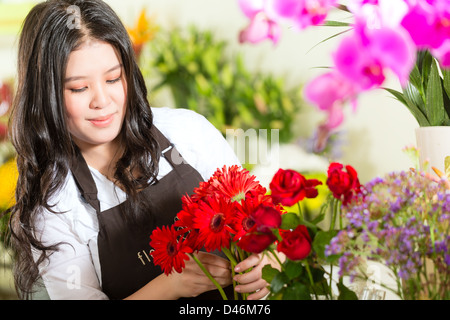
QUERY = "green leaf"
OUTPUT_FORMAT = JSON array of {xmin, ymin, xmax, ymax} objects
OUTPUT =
[
  {"xmin": 383, "ymin": 87, "xmax": 429, "ymax": 126},
  {"xmin": 312, "ymin": 230, "xmax": 338, "ymax": 260},
  {"xmin": 309, "ymin": 265, "xmax": 326, "ymax": 283},
  {"xmin": 284, "ymin": 260, "xmax": 303, "ymax": 280},
  {"xmin": 443, "ymin": 68, "xmax": 450, "ymax": 99},
  {"xmin": 408, "ymin": 64, "xmax": 423, "ymax": 92},
  {"xmin": 426, "ymin": 58, "xmax": 445, "ymax": 126},
  {"xmin": 419, "ymin": 51, "xmax": 433, "ymax": 92},
  {"xmin": 271, "ymin": 272, "xmax": 289, "ymax": 293},
  {"xmin": 280, "ymin": 212, "xmax": 300, "ymax": 230},
  {"xmin": 322, "ymin": 20, "xmax": 351, "ymax": 27},
  {"xmin": 442, "ymin": 68, "xmax": 450, "ymax": 120},
  {"xmin": 337, "ymin": 279, "xmax": 358, "ymax": 300},
  {"xmin": 283, "ymin": 282, "xmax": 311, "ymax": 300},
  {"xmin": 306, "ymin": 29, "xmax": 352, "ymax": 55},
  {"xmin": 261, "ymin": 264, "xmax": 280, "ymax": 284}
]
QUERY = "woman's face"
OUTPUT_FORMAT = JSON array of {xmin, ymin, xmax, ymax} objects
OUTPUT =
[{"xmin": 64, "ymin": 40, "xmax": 127, "ymax": 151}]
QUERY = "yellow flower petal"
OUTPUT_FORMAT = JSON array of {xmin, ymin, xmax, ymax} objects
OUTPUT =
[{"xmin": 0, "ymin": 158, "xmax": 18, "ymax": 209}]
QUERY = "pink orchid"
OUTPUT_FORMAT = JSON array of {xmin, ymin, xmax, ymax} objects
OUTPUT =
[
  {"xmin": 237, "ymin": 0, "xmax": 281, "ymax": 44},
  {"xmin": 431, "ymin": 39, "xmax": 450, "ymax": 68},
  {"xmin": 333, "ymin": 24, "xmax": 416, "ymax": 89},
  {"xmin": 401, "ymin": 0, "xmax": 450, "ymax": 50},
  {"xmin": 268, "ymin": 0, "xmax": 338, "ymax": 29},
  {"xmin": 304, "ymin": 71, "xmax": 358, "ymax": 130},
  {"xmin": 348, "ymin": 0, "xmax": 409, "ymax": 29},
  {"xmin": 237, "ymin": 0, "xmax": 338, "ymax": 44},
  {"xmin": 239, "ymin": 11, "xmax": 282, "ymax": 44}
]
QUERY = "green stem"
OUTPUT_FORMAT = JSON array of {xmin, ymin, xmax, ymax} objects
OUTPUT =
[
  {"xmin": 222, "ymin": 246, "xmax": 240, "ymax": 300},
  {"xmin": 297, "ymin": 202, "xmax": 303, "ymax": 221},
  {"xmin": 330, "ymin": 198, "xmax": 338, "ymax": 230},
  {"xmin": 329, "ymin": 264, "xmax": 334, "ymax": 300},
  {"xmin": 304, "ymin": 262, "xmax": 318, "ymax": 300},
  {"xmin": 190, "ymin": 253, "xmax": 228, "ymax": 300},
  {"xmin": 222, "ymin": 247, "xmax": 238, "ymax": 266}
]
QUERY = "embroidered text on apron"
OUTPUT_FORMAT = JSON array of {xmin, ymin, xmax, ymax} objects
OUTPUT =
[{"xmin": 70, "ymin": 127, "xmax": 233, "ymax": 299}]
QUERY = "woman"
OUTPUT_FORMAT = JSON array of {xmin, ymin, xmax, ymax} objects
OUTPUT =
[{"xmin": 9, "ymin": 0, "xmax": 271, "ymax": 300}]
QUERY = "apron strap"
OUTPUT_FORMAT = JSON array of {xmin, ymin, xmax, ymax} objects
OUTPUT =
[
  {"xmin": 70, "ymin": 148, "xmax": 102, "ymax": 212},
  {"xmin": 69, "ymin": 125, "xmax": 183, "ymax": 211},
  {"xmin": 151, "ymin": 126, "xmax": 186, "ymax": 169}
]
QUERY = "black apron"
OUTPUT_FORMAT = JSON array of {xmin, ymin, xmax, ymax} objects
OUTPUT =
[{"xmin": 70, "ymin": 127, "xmax": 233, "ymax": 300}]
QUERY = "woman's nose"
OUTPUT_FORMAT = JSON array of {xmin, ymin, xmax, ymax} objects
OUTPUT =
[{"xmin": 90, "ymin": 83, "xmax": 111, "ymax": 109}]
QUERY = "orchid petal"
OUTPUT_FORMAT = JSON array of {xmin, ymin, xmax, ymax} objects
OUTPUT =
[
  {"xmin": 238, "ymin": 0, "xmax": 266, "ymax": 18},
  {"xmin": 334, "ymin": 34, "xmax": 385, "ymax": 90},
  {"xmin": 432, "ymin": 39, "xmax": 450, "ymax": 68},
  {"xmin": 366, "ymin": 27, "xmax": 416, "ymax": 86},
  {"xmin": 239, "ymin": 12, "xmax": 281, "ymax": 44}
]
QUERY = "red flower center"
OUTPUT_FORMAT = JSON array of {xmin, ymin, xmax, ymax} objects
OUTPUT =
[
  {"xmin": 166, "ymin": 241, "xmax": 177, "ymax": 257},
  {"xmin": 210, "ymin": 213, "xmax": 225, "ymax": 233},
  {"xmin": 242, "ymin": 216, "xmax": 255, "ymax": 232}
]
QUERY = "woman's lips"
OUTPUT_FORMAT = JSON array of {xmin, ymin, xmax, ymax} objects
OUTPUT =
[{"xmin": 88, "ymin": 113, "xmax": 115, "ymax": 127}]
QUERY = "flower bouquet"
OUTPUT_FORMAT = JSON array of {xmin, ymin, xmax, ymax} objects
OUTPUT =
[
  {"xmin": 149, "ymin": 163, "xmax": 362, "ymax": 300},
  {"xmin": 326, "ymin": 169, "xmax": 450, "ymax": 300}
]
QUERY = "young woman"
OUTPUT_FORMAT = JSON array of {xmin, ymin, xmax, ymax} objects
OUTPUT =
[{"xmin": 8, "ymin": 0, "xmax": 272, "ymax": 300}]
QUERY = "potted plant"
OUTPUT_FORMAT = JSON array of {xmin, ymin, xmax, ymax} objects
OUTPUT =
[{"xmin": 236, "ymin": 0, "xmax": 450, "ymax": 174}]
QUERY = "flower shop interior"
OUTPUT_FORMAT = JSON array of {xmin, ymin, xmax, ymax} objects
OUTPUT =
[{"xmin": 0, "ymin": 0, "xmax": 448, "ymax": 301}]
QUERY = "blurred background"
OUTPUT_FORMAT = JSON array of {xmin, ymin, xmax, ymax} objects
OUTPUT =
[{"xmin": 0, "ymin": 0, "xmax": 419, "ymax": 299}]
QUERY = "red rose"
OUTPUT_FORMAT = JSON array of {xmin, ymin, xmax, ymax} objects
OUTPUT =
[
  {"xmin": 251, "ymin": 204, "xmax": 282, "ymax": 232},
  {"xmin": 237, "ymin": 232, "xmax": 277, "ymax": 253},
  {"xmin": 277, "ymin": 225, "xmax": 311, "ymax": 260},
  {"xmin": 236, "ymin": 204, "xmax": 281, "ymax": 253},
  {"xmin": 326, "ymin": 162, "xmax": 361, "ymax": 205},
  {"xmin": 270, "ymin": 169, "xmax": 322, "ymax": 207}
]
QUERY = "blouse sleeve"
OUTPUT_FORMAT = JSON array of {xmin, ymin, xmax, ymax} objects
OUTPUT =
[
  {"xmin": 152, "ymin": 107, "xmax": 241, "ymax": 181},
  {"xmin": 33, "ymin": 183, "xmax": 108, "ymax": 300}
]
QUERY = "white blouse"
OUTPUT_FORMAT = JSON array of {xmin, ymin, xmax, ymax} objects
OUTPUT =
[{"xmin": 33, "ymin": 107, "xmax": 240, "ymax": 300}]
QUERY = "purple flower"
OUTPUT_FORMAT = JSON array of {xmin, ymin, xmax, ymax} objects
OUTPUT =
[{"xmin": 445, "ymin": 254, "xmax": 450, "ymax": 267}]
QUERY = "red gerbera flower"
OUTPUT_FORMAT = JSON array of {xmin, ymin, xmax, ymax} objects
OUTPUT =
[
  {"xmin": 193, "ymin": 195, "xmax": 236, "ymax": 252},
  {"xmin": 231, "ymin": 192, "xmax": 276, "ymax": 241},
  {"xmin": 200, "ymin": 165, "xmax": 266, "ymax": 203},
  {"xmin": 150, "ymin": 225, "xmax": 193, "ymax": 275},
  {"xmin": 174, "ymin": 195, "xmax": 198, "ymax": 231}
]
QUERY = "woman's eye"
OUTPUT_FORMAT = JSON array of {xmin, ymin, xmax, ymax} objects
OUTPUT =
[
  {"xmin": 106, "ymin": 76, "xmax": 121, "ymax": 84},
  {"xmin": 70, "ymin": 87, "xmax": 87, "ymax": 93}
]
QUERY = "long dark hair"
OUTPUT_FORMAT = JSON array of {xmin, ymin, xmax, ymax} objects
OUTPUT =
[{"xmin": 8, "ymin": 0, "xmax": 160, "ymax": 299}]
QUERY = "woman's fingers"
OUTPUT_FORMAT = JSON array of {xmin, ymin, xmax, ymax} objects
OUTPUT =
[
  {"xmin": 234, "ymin": 253, "xmax": 262, "ymax": 273},
  {"xmin": 196, "ymin": 251, "xmax": 231, "ymax": 269}
]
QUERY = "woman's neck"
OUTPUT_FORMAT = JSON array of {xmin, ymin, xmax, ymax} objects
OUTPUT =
[{"xmin": 77, "ymin": 138, "xmax": 124, "ymax": 181}]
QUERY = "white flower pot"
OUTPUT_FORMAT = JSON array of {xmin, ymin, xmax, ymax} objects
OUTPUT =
[{"xmin": 415, "ymin": 126, "xmax": 450, "ymax": 174}]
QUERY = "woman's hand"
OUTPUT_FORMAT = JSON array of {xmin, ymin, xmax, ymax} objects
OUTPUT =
[
  {"xmin": 233, "ymin": 252, "xmax": 284, "ymax": 300},
  {"xmin": 167, "ymin": 251, "xmax": 232, "ymax": 299}
]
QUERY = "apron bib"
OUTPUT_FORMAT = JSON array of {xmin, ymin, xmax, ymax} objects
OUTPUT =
[{"xmin": 70, "ymin": 127, "xmax": 233, "ymax": 300}]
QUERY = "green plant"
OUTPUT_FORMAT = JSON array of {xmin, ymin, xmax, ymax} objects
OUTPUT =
[
  {"xmin": 141, "ymin": 25, "xmax": 303, "ymax": 143},
  {"xmin": 385, "ymin": 50, "xmax": 450, "ymax": 127}
]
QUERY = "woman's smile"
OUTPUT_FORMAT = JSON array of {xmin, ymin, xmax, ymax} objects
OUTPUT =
[{"xmin": 88, "ymin": 112, "xmax": 116, "ymax": 127}]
